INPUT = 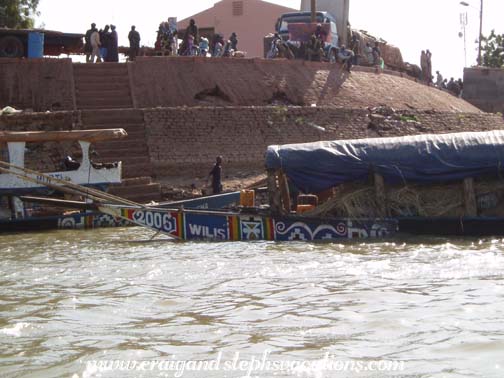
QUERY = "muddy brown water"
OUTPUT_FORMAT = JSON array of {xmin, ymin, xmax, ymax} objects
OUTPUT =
[{"xmin": 1, "ymin": 228, "xmax": 504, "ymax": 378}]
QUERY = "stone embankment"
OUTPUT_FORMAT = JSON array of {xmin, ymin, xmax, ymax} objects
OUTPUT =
[{"xmin": 0, "ymin": 57, "xmax": 496, "ymax": 201}]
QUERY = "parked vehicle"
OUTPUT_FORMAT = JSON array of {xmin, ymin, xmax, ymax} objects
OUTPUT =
[
  {"xmin": 273, "ymin": 11, "xmax": 340, "ymax": 63},
  {"xmin": 0, "ymin": 28, "xmax": 83, "ymax": 58}
]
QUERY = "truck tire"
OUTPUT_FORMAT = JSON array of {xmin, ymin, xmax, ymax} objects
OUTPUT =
[{"xmin": 0, "ymin": 36, "xmax": 25, "ymax": 58}]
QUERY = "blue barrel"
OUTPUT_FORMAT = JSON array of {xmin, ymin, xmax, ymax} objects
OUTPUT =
[{"xmin": 27, "ymin": 32, "xmax": 45, "ymax": 58}]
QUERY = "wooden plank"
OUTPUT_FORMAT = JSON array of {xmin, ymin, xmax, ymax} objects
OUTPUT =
[
  {"xmin": 463, "ymin": 177, "xmax": 477, "ymax": 216},
  {"xmin": 19, "ymin": 196, "xmax": 96, "ymax": 210},
  {"xmin": 278, "ymin": 170, "xmax": 291, "ymax": 214},
  {"xmin": 374, "ymin": 173, "xmax": 387, "ymax": 217},
  {"xmin": 0, "ymin": 128, "xmax": 128, "ymax": 143}
]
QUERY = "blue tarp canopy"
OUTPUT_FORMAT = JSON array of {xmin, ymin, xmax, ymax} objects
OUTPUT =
[{"xmin": 265, "ymin": 131, "xmax": 504, "ymax": 194}]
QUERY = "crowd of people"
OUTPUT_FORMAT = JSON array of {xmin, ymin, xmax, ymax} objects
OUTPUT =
[
  {"xmin": 84, "ymin": 19, "xmax": 240, "ymax": 62},
  {"xmin": 435, "ymin": 70, "xmax": 464, "ymax": 97},
  {"xmin": 420, "ymin": 51, "xmax": 464, "ymax": 97},
  {"xmin": 84, "ymin": 23, "xmax": 120, "ymax": 63},
  {"xmin": 154, "ymin": 18, "xmax": 239, "ymax": 58},
  {"xmin": 267, "ymin": 27, "xmax": 384, "ymax": 74}
]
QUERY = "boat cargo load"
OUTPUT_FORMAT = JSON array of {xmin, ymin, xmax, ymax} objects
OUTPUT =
[
  {"xmin": 266, "ymin": 131, "xmax": 504, "ymax": 194},
  {"xmin": 266, "ymin": 130, "xmax": 504, "ymax": 233}
]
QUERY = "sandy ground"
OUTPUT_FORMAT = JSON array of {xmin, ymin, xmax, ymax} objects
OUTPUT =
[{"xmin": 157, "ymin": 168, "xmax": 266, "ymax": 200}]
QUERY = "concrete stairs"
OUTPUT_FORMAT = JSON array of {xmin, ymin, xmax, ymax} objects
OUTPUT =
[
  {"xmin": 73, "ymin": 64, "xmax": 133, "ymax": 110},
  {"xmin": 80, "ymin": 109, "xmax": 162, "ymax": 203}
]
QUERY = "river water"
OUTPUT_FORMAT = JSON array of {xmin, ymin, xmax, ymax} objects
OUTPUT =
[{"xmin": 1, "ymin": 228, "xmax": 504, "ymax": 378}]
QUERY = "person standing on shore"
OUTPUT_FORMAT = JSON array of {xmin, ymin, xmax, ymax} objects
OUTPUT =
[
  {"xmin": 420, "ymin": 50, "xmax": 427, "ymax": 82},
  {"xmin": 208, "ymin": 156, "xmax": 223, "ymax": 195},
  {"xmin": 108, "ymin": 25, "xmax": 119, "ymax": 62},
  {"xmin": 426, "ymin": 49, "xmax": 433, "ymax": 84},
  {"xmin": 84, "ymin": 23, "xmax": 96, "ymax": 63},
  {"xmin": 99, "ymin": 25, "xmax": 110, "ymax": 62},
  {"xmin": 436, "ymin": 71, "xmax": 443, "ymax": 87},
  {"xmin": 90, "ymin": 27, "xmax": 101, "ymax": 63},
  {"xmin": 128, "ymin": 26, "xmax": 141, "ymax": 61},
  {"xmin": 229, "ymin": 32, "xmax": 238, "ymax": 51},
  {"xmin": 372, "ymin": 42, "xmax": 381, "ymax": 66}
]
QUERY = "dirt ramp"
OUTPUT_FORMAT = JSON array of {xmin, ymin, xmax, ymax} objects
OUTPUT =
[{"xmin": 129, "ymin": 57, "xmax": 480, "ymax": 113}]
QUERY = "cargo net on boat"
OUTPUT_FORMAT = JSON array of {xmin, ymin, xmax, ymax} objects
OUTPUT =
[{"xmin": 305, "ymin": 179, "xmax": 504, "ymax": 218}]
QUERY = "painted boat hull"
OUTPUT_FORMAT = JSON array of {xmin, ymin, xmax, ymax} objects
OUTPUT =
[
  {"xmin": 0, "ymin": 212, "xmax": 129, "ymax": 233},
  {"xmin": 0, "ymin": 192, "xmax": 242, "ymax": 233},
  {"xmin": 101, "ymin": 206, "xmax": 398, "ymax": 241}
]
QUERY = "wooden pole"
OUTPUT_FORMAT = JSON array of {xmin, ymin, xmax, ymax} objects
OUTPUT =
[
  {"xmin": 311, "ymin": 0, "xmax": 316, "ymax": 23},
  {"xmin": 374, "ymin": 173, "xmax": 387, "ymax": 217},
  {"xmin": 477, "ymin": 0, "xmax": 483, "ymax": 66},
  {"xmin": 278, "ymin": 170, "xmax": 291, "ymax": 214},
  {"xmin": 463, "ymin": 177, "xmax": 477, "ymax": 216},
  {"xmin": 267, "ymin": 169, "xmax": 281, "ymax": 214}
]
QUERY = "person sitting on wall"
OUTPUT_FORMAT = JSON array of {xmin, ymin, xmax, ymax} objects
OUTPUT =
[
  {"xmin": 222, "ymin": 40, "xmax": 233, "ymax": 57},
  {"xmin": 305, "ymin": 34, "xmax": 323, "ymax": 62},
  {"xmin": 350, "ymin": 33, "xmax": 360, "ymax": 65},
  {"xmin": 213, "ymin": 39, "xmax": 224, "ymax": 57},
  {"xmin": 364, "ymin": 42, "xmax": 374, "ymax": 65},
  {"xmin": 314, "ymin": 24, "xmax": 327, "ymax": 47},
  {"xmin": 208, "ymin": 156, "xmax": 223, "ymax": 195},
  {"xmin": 338, "ymin": 45, "xmax": 354, "ymax": 72},
  {"xmin": 372, "ymin": 41, "xmax": 381, "ymax": 66},
  {"xmin": 229, "ymin": 32, "xmax": 238, "ymax": 51},
  {"xmin": 447, "ymin": 78, "xmax": 461, "ymax": 97},
  {"xmin": 199, "ymin": 37, "xmax": 209, "ymax": 57}
]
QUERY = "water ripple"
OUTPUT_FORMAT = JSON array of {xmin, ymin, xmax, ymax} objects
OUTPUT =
[{"xmin": 1, "ymin": 230, "xmax": 504, "ymax": 377}]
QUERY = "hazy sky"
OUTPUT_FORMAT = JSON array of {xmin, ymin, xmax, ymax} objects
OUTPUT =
[{"xmin": 36, "ymin": 0, "xmax": 503, "ymax": 79}]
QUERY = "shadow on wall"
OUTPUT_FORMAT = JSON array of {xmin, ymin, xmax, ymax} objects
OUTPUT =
[{"xmin": 194, "ymin": 85, "xmax": 232, "ymax": 105}]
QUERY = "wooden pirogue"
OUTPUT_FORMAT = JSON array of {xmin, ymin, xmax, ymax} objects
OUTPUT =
[{"xmin": 10, "ymin": 130, "xmax": 504, "ymax": 240}]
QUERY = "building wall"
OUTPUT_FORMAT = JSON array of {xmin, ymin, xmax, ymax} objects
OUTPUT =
[
  {"xmin": 178, "ymin": 0, "xmax": 296, "ymax": 57},
  {"xmin": 463, "ymin": 67, "xmax": 504, "ymax": 113},
  {"xmin": 0, "ymin": 58, "xmax": 75, "ymax": 112}
]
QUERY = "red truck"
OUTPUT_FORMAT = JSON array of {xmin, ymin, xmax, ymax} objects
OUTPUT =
[{"xmin": 0, "ymin": 28, "xmax": 84, "ymax": 58}]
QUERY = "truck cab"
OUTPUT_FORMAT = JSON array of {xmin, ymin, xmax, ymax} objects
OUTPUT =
[{"xmin": 275, "ymin": 11, "xmax": 339, "ymax": 62}]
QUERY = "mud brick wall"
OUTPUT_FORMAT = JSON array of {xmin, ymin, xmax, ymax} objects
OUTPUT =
[
  {"xmin": 0, "ymin": 111, "xmax": 81, "ymax": 172},
  {"xmin": 2, "ymin": 107, "xmax": 504, "ymax": 178},
  {"xmin": 463, "ymin": 67, "xmax": 504, "ymax": 114},
  {"xmin": 130, "ymin": 57, "xmax": 479, "ymax": 113},
  {"xmin": 0, "ymin": 58, "xmax": 75, "ymax": 112},
  {"xmin": 143, "ymin": 106, "xmax": 504, "ymax": 175}
]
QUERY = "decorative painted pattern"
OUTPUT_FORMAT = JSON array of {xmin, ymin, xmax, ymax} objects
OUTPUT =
[
  {"xmin": 57, "ymin": 213, "xmax": 129, "ymax": 230},
  {"xmin": 109, "ymin": 206, "xmax": 397, "ymax": 241}
]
